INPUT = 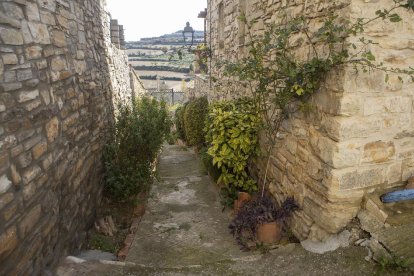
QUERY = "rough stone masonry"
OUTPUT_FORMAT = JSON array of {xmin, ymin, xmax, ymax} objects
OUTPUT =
[
  {"xmin": 205, "ymin": 0, "xmax": 414, "ymax": 241},
  {"xmin": 0, "ymin": 0, "xmax": 144, "ymax": 275}
]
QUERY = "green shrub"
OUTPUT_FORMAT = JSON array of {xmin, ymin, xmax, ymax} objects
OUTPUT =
[
  {"xmin": 104, "ymin": 97, "xmax": 171, "ymax": 202},
  {"xmin": 175, "ymin": 104, "xmax": 186, "ymax": 140},
  {"xmin": 184, "ymin": 97, "xmax": 209, "ymax": 146},
  {"xmin": 166, "ymin": 131, "xmax": 179, "ymax": 145},
  {"xmin": 205, "ymin": 98, "xmax": 261, "ymax": 193},
  {"xmin": 200, "ymin": 146, "xmax": 221, "ymax": 182}
]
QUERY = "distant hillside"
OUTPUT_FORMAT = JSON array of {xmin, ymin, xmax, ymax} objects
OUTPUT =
[{"xmin": 127, "ymin": 30, "xmax": 204, "ymax": 48}]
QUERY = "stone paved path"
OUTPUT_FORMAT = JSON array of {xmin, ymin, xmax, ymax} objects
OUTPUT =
[{"xmin": 57, "ymin": 144, "xmax": 409, "ymax": 275}]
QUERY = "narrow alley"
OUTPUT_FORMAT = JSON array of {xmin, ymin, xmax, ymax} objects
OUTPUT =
[{"xmin": 57, "ymin": 145, "xmax": 393, "ymax": 275}]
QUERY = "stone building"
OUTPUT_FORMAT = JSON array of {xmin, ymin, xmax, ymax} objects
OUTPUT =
[
  {"xmin": 0, "ymin": 0, "xmax": 145, "ymax": 274},
  {"xmin": 204, "ymin": 0, "xmax": 414, "ymax": 247}
]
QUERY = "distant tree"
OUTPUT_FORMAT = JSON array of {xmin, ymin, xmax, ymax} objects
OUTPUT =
[{"xmin": 161, "ymin": 46, "xmax": 168, "ymax": 54}]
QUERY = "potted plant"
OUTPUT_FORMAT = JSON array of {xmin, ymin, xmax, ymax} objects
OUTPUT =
[
  {"xmin": 229, "ymin": 196, "xmax": 298, "ymax": 250},
  {"xmin": 234, "ymin": 191, "xmax": 252, "ymax": 214}
]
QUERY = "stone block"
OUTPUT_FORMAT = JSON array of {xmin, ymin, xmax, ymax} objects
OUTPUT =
[
  {"xmin": 37, "ymin": 0, "xmax": 56, "ymax": 12},
  {"xmin": 0, "ymin": 174, "xmax": 12, "ymax": 194},
  {"xmin": 4, "ymin": 71, "xmax": 16, "ymax": 82},
  {"xmin": 23, "ymin": 135, "xmax": 42, "ymax": 151},
  {"xmin": 52, "ymin": 30, "xmax": 66, "ymax": 47},
  {"xmin": 25, "ymin": 99, "xmax": 41, "ymax": 111},
  {"xmin": 362, "ymin": 141, "xmax": 395, "ymax": 164},
  {"xmin": 74, "ymin": 60, "xmax": 86, "ymax": 74},
  {"xmin": 40, "ymin": 10, "xmax": 55, "ymax": 25},
  {"xmin": 2, "ymin": 53, "xmax": 18, "ymax": 65},
  {"xmin": 1, "ymin": 2, "xmax": 24, "ymax": 19},
  {"xmin": 2, "ymin": 82, "xmax": 22, "ymax": 91},
  {"xmin": 0, "ymin": 226, "xmax": 18, "ymax": 256},
  {"xmin": 25, "ymin": 46, "xmax": 42, "ymax": 60},
  {"xmin": 311, "ymin": 132, "xmax": 360, "ymax": 169},
  {"xmin": 50, "ymin": 56, "xmax": 67, "ymax": 71},
  {"xmin": 364, "ymin": 97, "xmax": 412, "ymax": 116},
  {"xmin": 402, "ymin": 159, "xmax": 414, "ymax": 180},
  {"xmin": 46, "ymin": 117, "xmax": 59, "ymax": 142},
  {"xmin": 10, "ymin": 165, "xmax": 21, "ymax": 186},
  {"xmin": 0, "ymin": 11, "xmax": 21, "ymax": 28},
  {"xmin": 333, "ymin": 166, "xmax": 386, "ymax": 190},
  {"xmin": 42, "ymin": 154, "xmax": 53, "ymax": 170},
  {"xmin": 36, "ymin": 59, "xmax": 47, "ymax": 69},
  {"xmin": 19, "ymin": 204, "xmax": 42, "ymax": 237},
  {"xmin": 0, "ymin": 27, "xmax": 24, "ymax": 45},
  {"xmin": 399, "ymin": 148, "xmax": 414, "ymax": 160},
  {"xmin": 63, "ymin": 112, "xmax": 79, "ymax": 131},
  {"xmin": 28, "ymin": 22, "xmax": 50, "ymax": 44},
  {"xmin": 56, "ymin": 14, "xmax": 68, "ymax": 28},
  {"xmin": 338, "ymin": 116, "xmax": 382, "ymax": 140},
  {"xmin": 32, "ymin": 141, "xmax": 47, "ymax": 159},
  {"xmin": 17, "ymin": 68, "xmax": 33, "ymax": 81},
  {"xmin": 17, "ymin": 152, "xmax": 32, "ymax": 169},
  {"xmin": 17, "ymin": 89, "xmax": 39, "ymax": 103},
  {"xmin": 22, "ymin": 165, "xmax": 41, "ymax": 184},
  {"xmin": 10, "ymin": 145, "xmax": 23, "ymax": 158},
  {"xmin": 20, "ymin": 21, "xmax": 34, "ymax": 44},
  {"xmin": 3, "ymin": 200, "xmax": 18, "ymax": 221},
  {"xmin": 26, "ymin": 2, "xmax": 40, "ymax": 21},
  {"xmin": 386, "ymin": 161, "xmax": 402, "ymax": 184}
]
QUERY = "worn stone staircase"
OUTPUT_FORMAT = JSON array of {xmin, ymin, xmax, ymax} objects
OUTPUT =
[{"xmin": 358, "ymin": 188, "xmax": 414, "ymax": 270}]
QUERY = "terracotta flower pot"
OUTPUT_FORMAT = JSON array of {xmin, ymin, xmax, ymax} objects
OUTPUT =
[
  {"xmin": 238, "ymin": 192, "xmax": 251, "ymax": 203},
  {"xmin": 234, "ymin": 199, "xmax": 241, "ymax": 214},
  {"xmin": 257, "ymin": 222, "xmax": 281, "ymax": 244}
]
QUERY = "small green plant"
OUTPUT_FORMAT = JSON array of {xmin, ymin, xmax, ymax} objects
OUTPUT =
[
  {"xmin": 104, "ymin": 97, "xmax": 171, "ymax": 202},
  {"xmin": 377, "ymin": 254, "xmax": 411, "ymax": 272},
  {"xmin": 175, "ymin": 104, "xmax": 187, "ymax": 141},
  {"xmin": 89, "ymin": 234, "xmax": 118, "ymax": 253},
  {"xmin": 256, "ymin": 242, "xmax": 271, "ymax": 254},
  {"xmin": 183, "ymin": 97, "xmax": 209, "ymax": 147},
  {"xmin": 199, "ymin": 146, "xmax": 221, "ymax": 182},
  {"xmin": 205, "ymin": 98, "xmax": 261, "ymax": 193},
  {"xmin": 166, "ymin": 131, "xmax": 178, "ymax": 145},
  {"xmin": 194, "ymin": 43, "xmax": 210, "ymax": 73},
  {"xmin": 219, "ymin": 186, "xmax": 238, "ymax": 208}
]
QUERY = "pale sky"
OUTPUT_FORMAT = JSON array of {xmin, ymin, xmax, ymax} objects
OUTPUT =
[{"xmin": 106, "ymin": 0, "xmax": 207, "ymax": 41}]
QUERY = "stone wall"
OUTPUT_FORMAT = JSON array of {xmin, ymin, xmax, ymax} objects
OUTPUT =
[
  {"xmin": 129, "ymin": 65, "xmax": 147, "ymax": 99},
  {"xmin": 206, "ymin": 0, "xmax": 414, "ymax": 241},
  {"xmin": 0, "ymin": 0, "xmax": 137, "ymax": 274},
  {"xmin": 189, "ymin": 74, "xmax": 210, "ymax": 99}
]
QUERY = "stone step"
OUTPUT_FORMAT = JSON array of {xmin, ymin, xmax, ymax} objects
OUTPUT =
[{"xmin": 358, "ymin": 188, "xmax": 414, "ymax": 270}]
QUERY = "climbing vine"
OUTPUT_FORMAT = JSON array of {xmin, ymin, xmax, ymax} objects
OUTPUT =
[{"xmin": 217, "ymin": 0, "xmax": 414, "ymax": 195}]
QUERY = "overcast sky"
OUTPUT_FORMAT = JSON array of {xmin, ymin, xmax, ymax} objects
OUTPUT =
[{"xmin": 106, "ymin": 0, "xmax": 207, "ymax": 41}]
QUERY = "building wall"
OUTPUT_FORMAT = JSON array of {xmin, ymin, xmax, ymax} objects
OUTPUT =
[
  {"xmin": 206, "ymin": 0, "xmax": 414, "ymax": 241},
  {"xmin": 0, "ymin": 0, "xmax": 136, "ymax": 274}
]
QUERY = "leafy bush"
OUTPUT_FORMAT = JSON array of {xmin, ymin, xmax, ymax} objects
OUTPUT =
[
  {"xmin": 184, "ymin": 97, "xmax": 209, "ymax": 147},
  {"xmin": 166, "ymin": 131, "xmax": 179, "ymax": 145},
  {"xmin": 175, "ymin": 104, "xmax": 186, "ymax": 141},
  {"xmin": 104, "ymin": 97, "xmax": 171, "ymax": 202},
  {"xmin": 205, "ymin": 98, "xmax": 261, "ymax": 193},
  {"xmin": 200, "ymin": 146, "xmax": 221, "ymax": 182}
]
